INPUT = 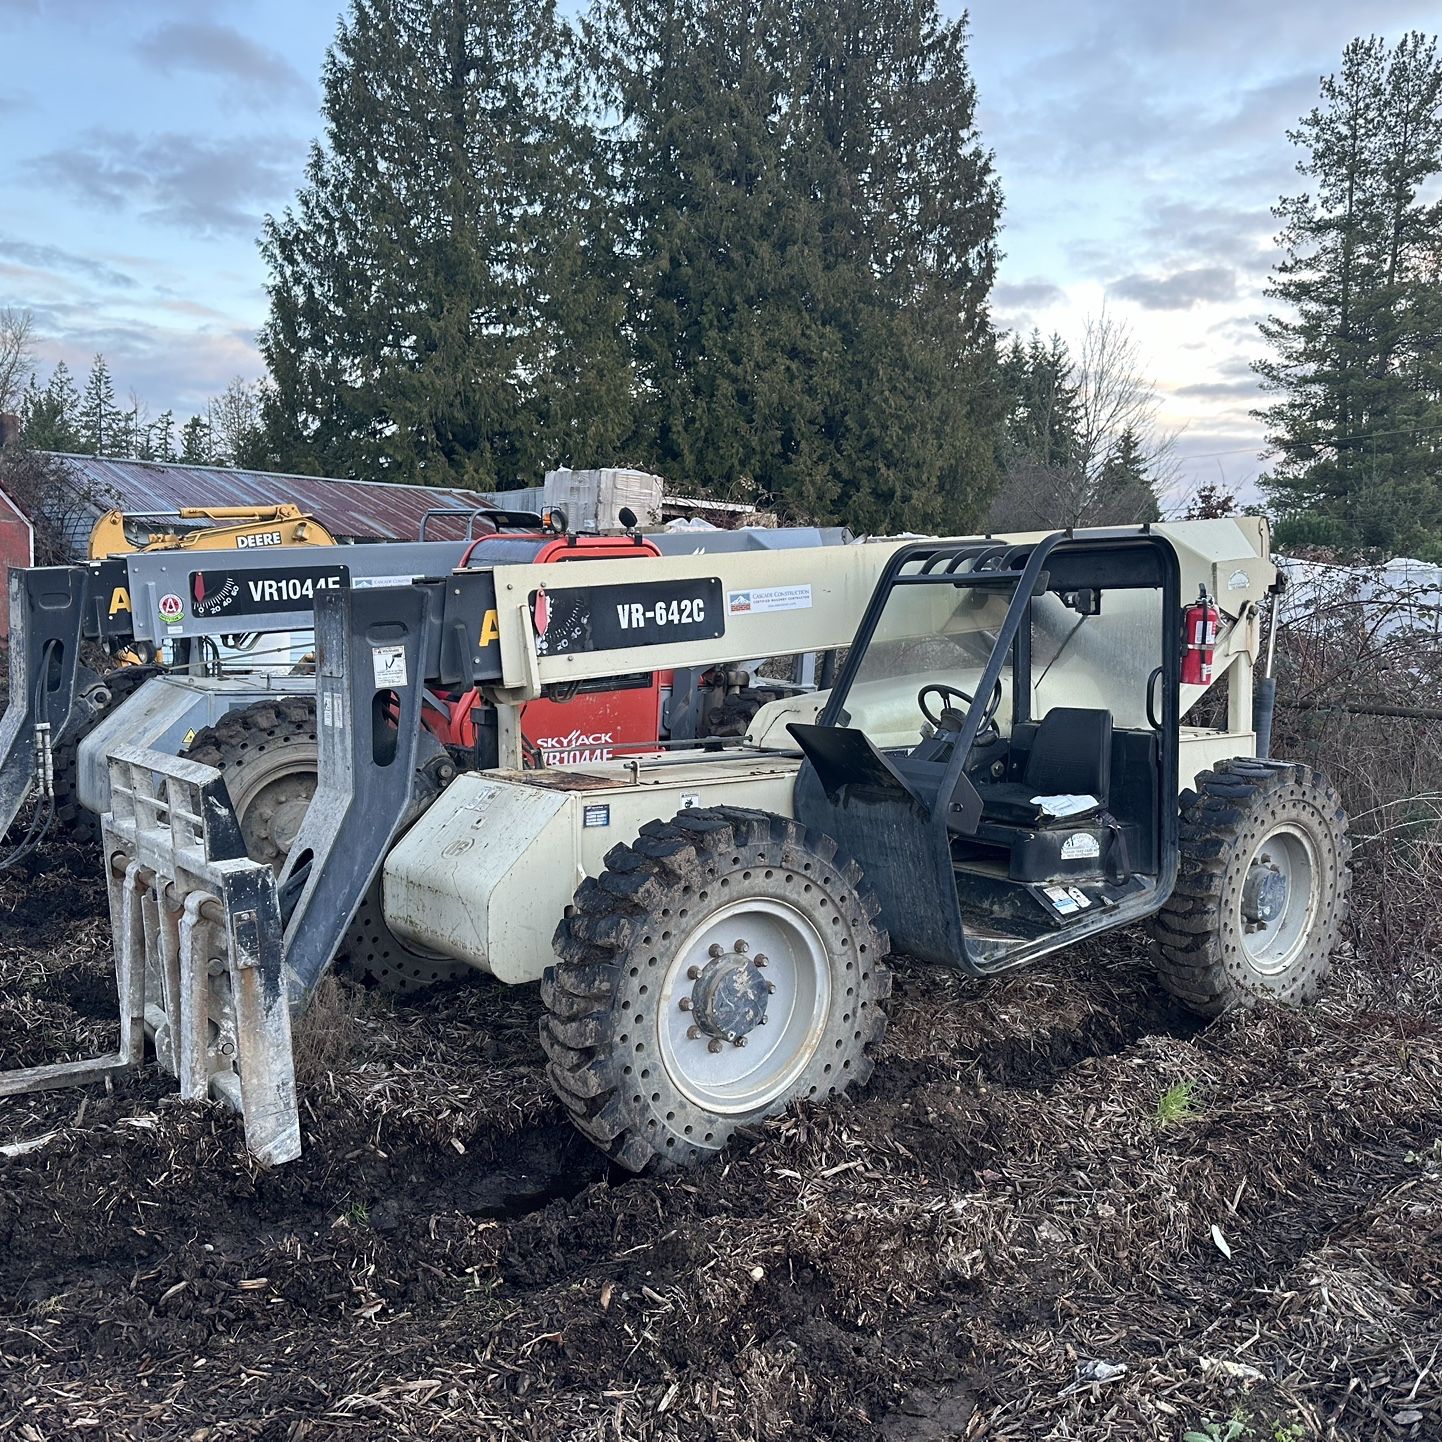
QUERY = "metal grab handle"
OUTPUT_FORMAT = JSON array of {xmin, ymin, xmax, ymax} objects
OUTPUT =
[{"xmin": 1147, "ymin": 666, "xmax": 1164, "ymax": 731}]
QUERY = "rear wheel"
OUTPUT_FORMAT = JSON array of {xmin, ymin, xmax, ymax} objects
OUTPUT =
[
  {"xmin": 1151, "ymin": 759, "xmax": 1351, "ymax": 1016},
  {"xmin": 542, "ymin": 806, "xmax": 891, "ymax": 1172},
  {"xmin": 185, "ymin": 695, "xmax": 468, "ymax": 990},
  {"xmin": 339, "ymin": 876, "xmax": 470, "ymax": 990},
  {"xmin": 185, "ymin": 697, "xmax": 318, "ymax": 868}
]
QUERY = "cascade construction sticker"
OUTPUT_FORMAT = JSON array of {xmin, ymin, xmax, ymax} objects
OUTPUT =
[{"xmin": 727, "ymin": 584, "xmax": 812, "ymax": 615}]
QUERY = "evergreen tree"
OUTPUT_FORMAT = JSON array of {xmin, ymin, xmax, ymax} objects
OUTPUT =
[
  {"xmin": 179, "ymin": 415, "xmax": 214, "ymax": 465},
  {"xmin": 785, "ymin": 0, "xmax": 1002, "ymax": 530},
  {"xmin": 1094, "ymin": 429, "xmax": 1159, "ymax": 524},
  {"xmin": 18, "ymin": 361, "xmax": 81, "ymax": 451},
  {"xmin": 149, "ymin": 410, "xmax": 177, "ymax": 463},
  {"xmin": 77, "ymin": 355, "xmax": 123, "ymax": 456},
  {"xmin": 1255, "ymin": 32, "xmax": 1442, "ymax": 559},
  {"xmin": 260, "ymin": 0, "xmax": 622, "ymax": 485},
  {"xmin": 989, "ymin": 326, "xmax": 1163, "ymax": 529},
  {"xmin": 601, "ymin": 0, "xmax": 1002, "ymax": 530},
  {"xmin": 600, "ymin": 0, "xmax": 830, "ymax": 513},
  {"xmin": 997, "ymin": 333, "xmax": 1079, "ymax": 470}
]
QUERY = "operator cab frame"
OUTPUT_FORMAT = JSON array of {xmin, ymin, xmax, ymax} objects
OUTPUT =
[{"xmin": 789, "ymin": 531, "xmax": 1182, "ymax": 976}]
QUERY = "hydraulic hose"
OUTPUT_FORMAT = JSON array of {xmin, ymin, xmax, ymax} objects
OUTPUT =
[{"xmin": 1252, "ymin": 589, "xmax": 1281, "ymax": 760}]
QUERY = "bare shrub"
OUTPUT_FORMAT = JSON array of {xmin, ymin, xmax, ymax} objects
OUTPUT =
[
  {"xmin": 0, "ymin": 446, "xmax": 120, "ymax": 566},
  {"xmin": 1271, "ymin": 556, "xmax": 1442, "ymax": 1001},
  {"xmin": 0, "ymin": 308, "xmax": 34, "ymax": 414}
]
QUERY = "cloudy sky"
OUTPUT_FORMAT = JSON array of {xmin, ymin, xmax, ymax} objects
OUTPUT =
[{"xmin": 1, "ymin": 0, "xmax": 1437, "ymax": 502}]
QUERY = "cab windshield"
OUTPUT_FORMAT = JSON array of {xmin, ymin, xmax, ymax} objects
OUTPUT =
[{"xmin": 832, "ymin": 576, "xmax": 1014, "ymax": 750}]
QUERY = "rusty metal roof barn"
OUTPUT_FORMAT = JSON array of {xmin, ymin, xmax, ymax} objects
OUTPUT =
[{"xmin": 38, "ymin": 453, "xmax": 498, "ymax": 556}]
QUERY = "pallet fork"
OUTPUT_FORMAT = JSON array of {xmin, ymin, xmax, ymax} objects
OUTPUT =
[
  {"xmin": 0, "ymin": 585, "xmax": 435, "ymax": 1160},
  {"xmin": 0, "ymin": 747, "xmax": 299, "ymax": 1162}
]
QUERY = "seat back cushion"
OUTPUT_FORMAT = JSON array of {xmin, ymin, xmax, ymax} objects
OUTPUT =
[{"xmin": 1023, "ymin": 707, "xmax": 1113, "ymax": 800}]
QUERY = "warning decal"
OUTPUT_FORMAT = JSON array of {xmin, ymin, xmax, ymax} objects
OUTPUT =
[{"xmin": 372, "ymin": 644, "xmax": 408, "ymax": 688}]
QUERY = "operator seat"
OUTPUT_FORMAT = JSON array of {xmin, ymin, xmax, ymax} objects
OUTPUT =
[
  {"xmin": 974, "ymin": 706, "xmax": 1112, "ymax": 826},
  {"xmin": 967, "ymin": 706, "xmax": 1132, "ymax": 885}
]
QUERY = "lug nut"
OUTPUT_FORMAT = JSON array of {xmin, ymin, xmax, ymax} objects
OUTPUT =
[
  {"xmin": 678, "ymin": 996, "xmax": 692, "ymax": 1011},
  {"xmin": 734, "ymin": 939, "xmax": 748, "ymax": 953},
  {"xmin": 733, "ymin": 1035, "xmax": 747, "ymax": 1048},
  {"xmin": 707, "ymin": 944, "xmax": 724, "ymax": 959},
  {"xmin": 708, "ymin": 1038, "xmax": 725, "ymax": 1053},
  {"xmin": 687, "ymin": 965, "xmax": 702, "ymax": 980},
  {"xmin": 767, "ymin": 981, "xmax": 776, "ymax": 994},
  {"xmin": 687, "ymin": 1025, "xmax": 701, "ymax": 1040},
  {"xmin": 753, "ymin": 953, "xmax": 768, "ymax": 968}
]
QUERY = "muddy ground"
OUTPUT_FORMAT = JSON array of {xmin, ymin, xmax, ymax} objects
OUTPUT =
[{"xmin": 0, "ymin": 838, "xmax": 1437, "ymax": 1442}]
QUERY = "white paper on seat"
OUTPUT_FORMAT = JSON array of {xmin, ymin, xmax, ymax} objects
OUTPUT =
[{"xmin": 1030, "ymin": 793, "xmax": 1099, "ymax": 817}]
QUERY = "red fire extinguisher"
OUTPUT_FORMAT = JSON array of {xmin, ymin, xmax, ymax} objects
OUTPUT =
[{"xmin": 1181, "ymin": 586, "xmax": 1220, "ymax": 686}]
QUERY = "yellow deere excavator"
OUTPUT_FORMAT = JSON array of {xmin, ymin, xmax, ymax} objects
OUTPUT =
[{"xmin": 87, "ymin": 504, "xmax": 337, "ymax": 560}]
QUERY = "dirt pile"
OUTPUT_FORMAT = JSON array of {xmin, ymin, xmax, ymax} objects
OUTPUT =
[{"xmin": 1, "ymin": 840, "xmax": 1438, "ymax": 1441}]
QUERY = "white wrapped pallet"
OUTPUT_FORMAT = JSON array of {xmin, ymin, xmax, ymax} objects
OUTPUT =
[{"xmin": 543, "ymin": 467, "xmax": 664, "ymax": 532}]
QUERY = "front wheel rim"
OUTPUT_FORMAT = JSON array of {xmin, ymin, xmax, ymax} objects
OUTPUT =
[
  {"xmin": 1237, "ymin": 822, "xmax": 1319, "ymax": 975},
  {"xmin": 657, "ymin": 897, "xmax": 832, "ymax": 1115}
]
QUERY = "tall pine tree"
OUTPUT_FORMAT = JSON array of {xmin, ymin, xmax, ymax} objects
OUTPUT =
[
  {"xmin": 19, "ymin": 361, "xmax": 81, "ymax": 451},
  {"xmin": 597, "ymin": 0, "xmax": 1002, "ymax": 530},
  {"xmin": 149, "ymin": 410, "xmax": 177, "ymax": 463},
  {"xmin": 1255, "ymin": 32, "xmax": 1442, "ymax": 559},
  {"xmin": 785, "ymin": 0, "xmax": 1002, "ymax": 530},
  {"xmin": 260, "ymin": 0, "xmax": 627, "ymax": 486},
  {"xmin": 599, "ymin": 0, "xmax": 832, "ymax": 513},
  {"xmin": 179, "ymin": 415, "xmax": 214, "ymax": 465},
  {"xmin": 77, "ymin": 354, "xmax": 122, "ymax": 457}
]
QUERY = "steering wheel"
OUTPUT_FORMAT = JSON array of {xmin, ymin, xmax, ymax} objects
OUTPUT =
[{"xmin": 917, "ymin": 680, "xmax": 1003, "ymax": 739}]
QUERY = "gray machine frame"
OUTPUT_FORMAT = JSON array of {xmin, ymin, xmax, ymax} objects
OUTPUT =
[{"xmin": 0, "ymin": 524, "xmax": 855, "ymax": 841}]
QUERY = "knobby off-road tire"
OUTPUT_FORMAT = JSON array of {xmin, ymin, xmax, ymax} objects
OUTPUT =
[
  {"xmin": 186, "ymin": 697, "xmax": 320, "ymax": 869},
  {"xmin": 52, "ymin": 663, "xmax": 165, "ymax": 843},
  {"xmin": 1151, "ymin": 758, "xmax": 1351, "ymax": 1017},
  {"xmin": 186, "ymin": 696, "xmax": 467, "ymax": 991},
  {"xmin": 542, "ymin": 805, "xmax": 891, "ymax": 1172}
]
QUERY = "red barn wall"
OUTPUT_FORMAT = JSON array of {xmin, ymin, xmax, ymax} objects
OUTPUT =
[{"xmin": 0, "ymin": 489, "xmax": 35, "ymax": 640}]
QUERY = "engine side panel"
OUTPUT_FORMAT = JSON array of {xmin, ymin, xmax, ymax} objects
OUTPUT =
[{"xmin": 382, "ymin": 757, "xmax": 800, "ymax": 983}]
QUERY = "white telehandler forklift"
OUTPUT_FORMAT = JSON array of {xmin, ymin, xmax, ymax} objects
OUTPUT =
[{"xmin": 1, "ymin": 517, "xmax": 1350, "ymax": 1171}]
